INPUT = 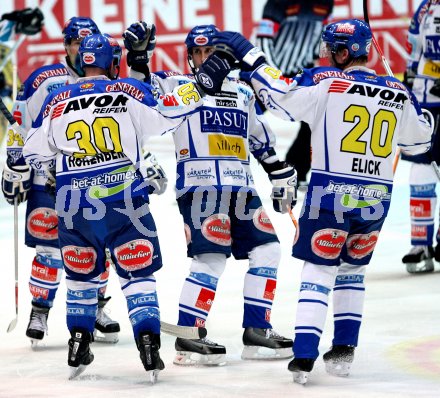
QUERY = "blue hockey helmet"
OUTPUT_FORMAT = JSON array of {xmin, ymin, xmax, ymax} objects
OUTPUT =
[
  {"xmin": 321, "ymin": 19, "xmax": 372, "ymax": 58},
  {"xmin": 63, "ymin": 17, "xmax": 100, "ymax": 45},
  {"xmin": 185, "ymin": 24, "xmax": 218, "ymax": 51},
  {"xmin": 79, "ymin": 34, "xmax": 115, "ymax": 71}
]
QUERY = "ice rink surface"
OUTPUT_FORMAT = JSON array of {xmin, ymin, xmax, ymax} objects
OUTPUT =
[{"xmin": 0, "ymin": 116, "xmax": 439, "ymax": 397}]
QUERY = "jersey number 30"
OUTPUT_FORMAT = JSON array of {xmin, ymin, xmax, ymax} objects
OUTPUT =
[
  {"xmin": 66, "ymin": 117, "xmax": 122, "ymax": 158},
  {"xmin": 341, "ymin": 105, "xmax": 397, "ymax": 158}
]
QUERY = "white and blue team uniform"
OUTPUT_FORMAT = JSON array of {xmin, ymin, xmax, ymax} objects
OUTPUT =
[
  {"xmin": 402, "ymin": 0, "xmax": 440, "ymax": 251},
  {"xmin": 6, "ymin": 61, "xmax": 76, "ymax": 309},
  {"xmin": 246, "ymin": 62, "xmax": 431, "ymax": 361},
  {"xmin": 23, "ymin": 75, "xmax": 201, "ymax": 337},
  {"xmin": 148, "ymin": 70, "xmax": 283, "ymax": 335}
]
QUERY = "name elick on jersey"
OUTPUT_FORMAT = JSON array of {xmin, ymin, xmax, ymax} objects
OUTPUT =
[{"xmin": 52, "ymin": 94, "xmax": 129, "ymax": 119}]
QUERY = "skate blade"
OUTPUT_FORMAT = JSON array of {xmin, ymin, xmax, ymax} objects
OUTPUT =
[
  {"xmin": 241, "ymin": 346, "xmax": 293, "ymax": 360},
  {"xmin": 148, "ymin": 369, "xmax": 161, "ymax": 384},
  {"xmin": 68, "ymin": 364, "xmax": 88, "ymax": 380},
  {"xmin": 173, "ymin": 351, "xmax": 226, "ymax": 366},
  {"xmin": 292, "ymin": 370, "xmax": 309, "ymax": 385},
  {"xmin": 29, "ymin": 338, "xmax": 43, "ymax": 349},
  {"xmin": 93, "ymin": 331, "xmax": 119, "ymax": 344},
  {"xmin": 324, "ymin": 360, "xmax": 351, "ymax": 377},
  {"xmin": 406, "ymin": 259, "xmax": 434, "ymax": 274}
]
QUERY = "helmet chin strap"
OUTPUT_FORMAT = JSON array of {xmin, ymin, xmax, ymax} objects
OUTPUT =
[{"xmin": 187, "ymin": 54, "xmax": 198, "ymax": 75}]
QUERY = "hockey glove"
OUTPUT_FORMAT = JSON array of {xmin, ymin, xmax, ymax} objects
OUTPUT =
[
  {"xmin": 430, "ymin": 79, "xmax": 440, "ymax": 97},
  {"xmin": 269, "ymin": 165, "xmax": 297, "ymax": 213},
  {"xmin": 195, "ymin": 52, "xmax": 231, "ymax": 95},
  {"xmin": 123, "ymin": 21, "xmax": 156, "ymax": 75},
  {"xmin": 45, "ymin": 167, "xmax": 56, "ymax": 196},
  {"xmin": 1, "ymin": 8, "xmax": 44, "ymax": 36},
  {"xmin": 143, "ymin": 151, "xmax": 168, "ymax": 195},
  {"xmin": 213, "ymin": 31, "xmax": 266, "ymax": 71},
  {"xmin": 403, "ymin": 68, "xmax": 415, "ymax": 90},
  {"xmin": 2, "ymin": 162, "xmax": 31, "ymax": 205}
]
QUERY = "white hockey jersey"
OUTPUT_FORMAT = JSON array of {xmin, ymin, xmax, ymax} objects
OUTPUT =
[
  {"xmin": 149, "ymin": 71, "xmax": 277, "ymax": 193},
  {"xmin": 23, "ymin": 76, "xmax": 202, "ymax": 211},
  {"xmin": 6, "ymin": 61, "xmax": 78, "ymax": 189},
  {"xmin": 407, "ymin": 0, "xmax": 440, "ymax": 106},
  {"xmin": 248, "ymin": 65, "xmax": 432, "ymax": 214}
]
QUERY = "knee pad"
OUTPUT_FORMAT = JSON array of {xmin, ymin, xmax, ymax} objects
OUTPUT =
[
  {"xmin": 190, "ymin": 252, "xmax": 227, "ymax": 282},
  {"xmin": 301, "ymin": 261, "xmax": 338, "ymax": 290},
  {"xmin": 248, "ymin": 242, "xmax": 281, "ymax": 270}
]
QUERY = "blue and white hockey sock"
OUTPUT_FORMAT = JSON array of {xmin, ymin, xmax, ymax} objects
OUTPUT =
[
  {"xmin": 178, "ymin": 253, "xmax": 226, "ymax": 328},
  {"xmin": 243, "ymin": 242, "xmax": 280, "ymax": 328},
  {"xmin": 66, "ymin": 276, "xmax": 100, "ymax": 333},
  {"xmin": 120, "ymin": 274, "xmax": 160, "ymax": 337},
  {"xmin": 409, "ymin": 163, "xmax": 437, "ymax": 246},
  {"xmin": 293, "ymin": 262, "xmax": 338, "ymax": 359},
  {"xmin": 332, "ymin": 263, "xmax": 366, "ymax": 347},
  {"xmin": 29, "ymin": 245, "xmax": 63, "ymax": 308}
]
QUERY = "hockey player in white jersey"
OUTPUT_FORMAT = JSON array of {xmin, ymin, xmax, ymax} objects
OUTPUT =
[
  {"xmin": 209, "ymin": 19, "xmax": 433, "ymax": 383},
  {"xmin": 1, "ymin": 17, "xmax": 122, "ymax": 345},
  {"xmin": 401, "ymin": 0, "xmax": 440, "ymax": 273},
  {"xmin": 23, "ymin": 33, "xmax": 202, "ymax": 381},
  {"xmin": 123, "ymin": 22, "xmax": 295, "ymax": 365}
]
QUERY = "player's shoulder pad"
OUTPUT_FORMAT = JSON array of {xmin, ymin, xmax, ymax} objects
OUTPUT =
[
  {"xmin": 105, "ymin": 77, "xmax": 157, "ymax": 106},
  {"xmin": 21, "ymin": 63, "xmax": 69, "ymax": 98},
  {"xmin": 308, "ymin": 66, "xmax": 357, "ymax": 85}
]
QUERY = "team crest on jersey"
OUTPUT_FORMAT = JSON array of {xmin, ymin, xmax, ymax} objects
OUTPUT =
[
  {"xmin": 346, "ymin": 231, "xmax": 379, "ymax": 259},
  {"xmin": 62, "ymin": 246, "xmax": 97, "ymax": 274},
  {"xmin": 114, "ymin": 239, "xmax": 154, "ymax": 271},
  {"xmin": 252, "ymin": 207, "xmax": 275, "ymax": 234},
  {"xmin": 201, "ymin": 214, "xmax": 231, "ymax": 246},
  {"xmin": 311, "ymin": 229, "xmax": 347, "ymax": 259},
  {"xmin": 27, "ymin": 208, "xmax": 58, "ymax": 240}
]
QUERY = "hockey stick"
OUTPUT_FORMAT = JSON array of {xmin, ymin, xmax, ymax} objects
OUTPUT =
[
  {"xmin": 0, "ymin": 34, "xmax": 25, "ymax": 73},
  {"xmin": 363, "ymin": 0, "xmax": 394, "ymax": 77},
  {"xmin": 7, "ymin": 197, "xmax": 19, "ymax": 332},
  {"xmin": 0, "ymin": 96, "xmax": 26, "ymax": 135},
  {"xmin": 160, "ymin": 321, "xmax": 207, "ymax": 339},
  {"xmin": 104, "ymin": 250, "xmax": 207, "ymax": 339}
]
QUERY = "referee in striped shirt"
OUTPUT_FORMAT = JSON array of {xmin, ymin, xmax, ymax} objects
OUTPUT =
[{"xmin": 256, "ymin": 0, "xmax": 333, "ymax": 187}]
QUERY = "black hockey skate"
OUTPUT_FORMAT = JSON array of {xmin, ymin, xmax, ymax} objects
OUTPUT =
[
  {"xmin": 402, "ymin": 246, "xmax": 434, "ymax": 273},
  {"xmin": 288, "ymin": 357, "xmax": 315, "ymax": 385},
  {"xmin": 68, "ymin": 328, "xmax": 94, "ymax": 380},
  {"xmin": 94, "ymin": 296, "xmax": 120, "ymax": 343},
  {"xmin": 241, "ymin": 327, "xmax": 293, "ymax": 360},
  {"xmin": 26, "ymin": 304, "xmax": 49, "ymax": 347},
  {"xmin": 323, "ymin": 345, "xmax": 355, "ymax": 377},
  {"xmin": 435, "ymin": 244, "xmax": 440, "ymax": 262},
  {"xmin": 136, "ymin": 331, "xmax": 164, "ymax": 384},
  {"xmin": 174, "ymin": 337, "xmax": 226, "ymax": 366}
]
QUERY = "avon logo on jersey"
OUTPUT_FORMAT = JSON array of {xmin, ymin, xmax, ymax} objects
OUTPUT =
[
  {"xmin": 62, "ymin": 94, "xmax": 129, "ymax": 114},
  {"xmin": 345, "ymin": 84, "xmax": 408, "ymax": 105},
  {"xmin": 208, "ymin": 134, "xmax": 247, "ymax": 160},
  {"xmin": 200, "ymin": 108, "xmax": 248, "ymax": 137}
]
